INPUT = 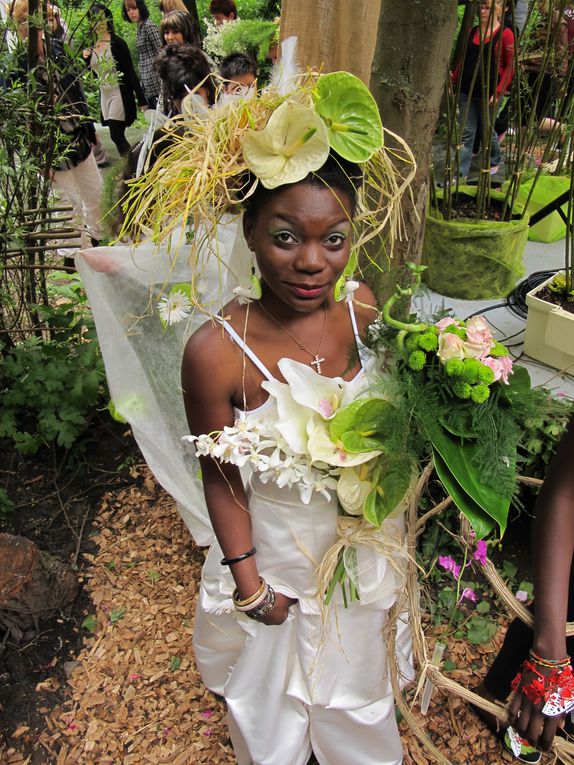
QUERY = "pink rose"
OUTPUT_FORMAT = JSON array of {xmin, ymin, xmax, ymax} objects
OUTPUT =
[
  {"xmin": 482, "ymin": 355, "xmax": 513, "ymax": 384},
  {"xmin": 435, "ymin": 317, "xmax": 460, "ymax": 331},
  {"xmin": 437, "ymin": 332, "xmax": 466, "ymax": 362},
  {"xmin": 464, "ymin": 316, "xmax": 494, "ymax": 359}
]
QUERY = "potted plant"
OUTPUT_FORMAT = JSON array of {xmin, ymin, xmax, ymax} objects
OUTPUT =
[
  {"xmin": 524, "ymin": 160, "xmax": 574, "ymax": 369},
  {"xmin": 422, "ymin": 0, "xmax": 573, "ymax": 300}
]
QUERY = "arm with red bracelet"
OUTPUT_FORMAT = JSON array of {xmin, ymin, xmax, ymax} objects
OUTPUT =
[{"xmin": 508, "ymin": 415, "xmax": 574, "ymax": 751}]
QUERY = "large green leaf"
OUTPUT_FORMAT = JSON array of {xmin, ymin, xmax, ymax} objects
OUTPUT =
[
  {"xmin": 431, "ymin": 428, "xmax": 512, "ymax": 534},
  {"xmin": 500, "ymin": 364, "xmax": 531, "ymax": 405},
  {"xmin": 314, "ymin": 72, "xmax": 384, "ymax": 162},
  {"xmin": 433, "ymin": 450, "xmax": 495, "ymax": 539}
]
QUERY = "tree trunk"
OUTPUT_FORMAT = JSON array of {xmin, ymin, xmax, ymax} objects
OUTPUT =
[
  {"xmin": 182, "ymin": 0, "xmax": 201, "ymax": 40},
  {"xmin": 279, "ymin": 0, "xmax": 382, "ymax": 84},
  {"xmin": 0, "ymin": 534, "xmax": 79, "ymax": 641},
  {"xmin": 369, "ymin": 0, "xmax": 459, "ymax": 298}
]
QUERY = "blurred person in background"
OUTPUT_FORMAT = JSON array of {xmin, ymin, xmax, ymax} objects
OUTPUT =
[
  {"xmin": 83, "ymin": 3, "xmax": 146, "ymax": 157},
  {"xmin": 123, "ymin": 0, "xmax": 162, "ymax": 109}
]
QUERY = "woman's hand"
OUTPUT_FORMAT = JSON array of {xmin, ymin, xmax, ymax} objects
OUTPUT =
[
  {"xmin": 82, "ymin": 48, "xmax": 92, "ymax": 59},
  {"xmin": 508, "ymin": 664, "xmax": 565, "ymax": 751},
  {"xmin": 261, "ymin": 592, "xmax": 298, "ymax": 626}
]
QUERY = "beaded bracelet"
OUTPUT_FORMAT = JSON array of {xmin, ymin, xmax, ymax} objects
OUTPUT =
[
  {"xmin": 511, "ymin": 658, "xmax": 574, "ymax": 715},
  {"xmin": 221, "ymin": 546, "xmax": 257, "ymax": 567},
  {"xmin": 529, "ymin": 649, "xmax": 570, "ymax": 669},
  {"xmin": 233, "ymin": 579, "xmax": 276, "ymax": 622}
]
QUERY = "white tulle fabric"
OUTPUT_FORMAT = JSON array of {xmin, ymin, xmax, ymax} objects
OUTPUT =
[
  {"xmin": 194, "ymin": 376, "xmax": 413, "ymax": 765},
  {"xmin": 76, "ymin": 216, "xmax": 251, "ymax": 545}
]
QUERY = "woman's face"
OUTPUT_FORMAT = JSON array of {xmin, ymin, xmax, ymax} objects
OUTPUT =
[
  {"xmin": 479, "ymin": 1, "xmax": 500, "ymax": 22},
  {"xmin": 243, "ymin": 183, "xmax": 353, "ymax": 312},
  {"xmin": 94, "ymin": 13, "xmax": 109, "ymax": 36},
  {"xmin": 163, "ymin": 28, "xmax": 184, "ymax": 44},
  {"xmin": 125, "ymin": 2, "xmax": 140, "ymax": 22}
]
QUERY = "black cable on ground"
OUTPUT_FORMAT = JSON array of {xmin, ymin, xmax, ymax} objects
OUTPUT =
[{"xmin": 506, "ymin": 269, "xmax": 558, "ymax": 320}]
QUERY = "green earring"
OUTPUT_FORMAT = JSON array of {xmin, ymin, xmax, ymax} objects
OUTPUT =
[
  {"xmin": 233, "ymin": 261, "xmax": 262, "ymax": 304},
  {"xmin": 334, "ymin": 249, "xmax": 358, "ymax": 301}
]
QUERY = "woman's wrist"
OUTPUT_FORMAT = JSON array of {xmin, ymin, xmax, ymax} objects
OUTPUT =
[
  {"xmin": 533, "ymin": 632, "xmax": 568, "ymax": 662},
  {"xmin": 230, "ymin": 557, "xmax": 261, "ymax": 600}
]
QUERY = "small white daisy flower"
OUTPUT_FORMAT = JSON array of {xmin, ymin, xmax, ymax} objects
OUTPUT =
[{"xmin": 158, "ymin": 290, "xmax": 191, "ymax": 326}]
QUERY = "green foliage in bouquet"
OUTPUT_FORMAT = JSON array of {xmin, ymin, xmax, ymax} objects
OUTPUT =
[{"xmin": 365, "ymin": 264, "xmax": 562, "ymax": 540}]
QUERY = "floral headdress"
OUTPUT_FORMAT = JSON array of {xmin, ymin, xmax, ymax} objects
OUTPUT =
[{"xmin": 121, "ymin": 41, "xmax": 416, "ymax": 314}]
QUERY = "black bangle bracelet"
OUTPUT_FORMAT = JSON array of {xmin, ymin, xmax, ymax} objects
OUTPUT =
[{"xmin": 220, "ymin": 546, "xmax": 257, "ymax": 566}]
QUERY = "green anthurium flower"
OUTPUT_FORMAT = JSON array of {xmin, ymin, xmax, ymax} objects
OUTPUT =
[
  {"xmin": 314, "ymin": 71, "xmax": 383, "ymax": 162},
  {"xmin": 242, "ymin": 100, "xmax": 330, "ymax": 189}
]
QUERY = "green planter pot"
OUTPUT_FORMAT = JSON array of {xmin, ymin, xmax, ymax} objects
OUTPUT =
[
  {"xmin": 515, "ymin": 175, "xmax": 570, "ymax": 243},
  {"xmin": 422, "ymin": 203, "xmax": 528, "ymax": 300}
]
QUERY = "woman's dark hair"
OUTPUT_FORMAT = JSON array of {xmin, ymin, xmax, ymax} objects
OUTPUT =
[
  {"xmin": 159, "ymin": 10, "xmax": 201, "ymax": 47},
  {"xmin": 219, "ymin": 52, "xmax": 257, "ymax": 81},
  {"xmin": 89, "ymin": 3, "xmax": 115, "ymax": 35},
  {"xmin": 242, "ymin": 153, "xmax": 363, "ymax": 221},
  {"xmin": 155, "ymin": 43, "xmax": 215, "ymax": 106},
  {"xmin": 122, "ymin": 0, "xmax": 150, "ymax": 23},
  {"xmin": 209, "ymin": 0, "xmax": 237, "ymax": 17}
]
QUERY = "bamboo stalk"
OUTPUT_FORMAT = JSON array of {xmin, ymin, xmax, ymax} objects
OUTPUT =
[
  {"xmin": 21, "ymin": 206, "xmax": 73, "ymax": 214},
  {"xmin": 18, "ymin": 216, "xmax": 75, "ymax": 227},
  {"xmin": 23, "ymin": 230, "xmax": 80, "ymax": 240},
  {"xmin": 4, "ymin": 243, "xmax": 81, "ymax": 255}
]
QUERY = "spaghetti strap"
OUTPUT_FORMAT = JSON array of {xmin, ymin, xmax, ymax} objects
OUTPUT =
[
  {"xmin": 220, "ymin": 319, "xmax": 275, "ymax": 382},
  {"xmin": 347, "ymin": 300, "xmax": 368, "ymax": 367}
]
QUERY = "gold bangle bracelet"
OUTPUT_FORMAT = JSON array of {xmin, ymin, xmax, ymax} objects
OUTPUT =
[{"xmin": 233, "ymin": 577, "xmax": 266, "ymax": 607}]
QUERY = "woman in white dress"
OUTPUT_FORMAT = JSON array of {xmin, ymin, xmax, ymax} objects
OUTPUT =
[{"xmin": 181, "ymin": 155, "xmax": 411, "ymax": 765}]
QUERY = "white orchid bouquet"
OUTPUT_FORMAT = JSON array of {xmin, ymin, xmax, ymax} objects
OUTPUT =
[{"xmin": 185, "ymin": 349, "xmax": 414, "ymax": 606}]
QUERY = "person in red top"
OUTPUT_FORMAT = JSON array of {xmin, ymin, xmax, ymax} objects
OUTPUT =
[{"xmin": 451, "ymin": 0, "xmax": 514, "ymax": 178}]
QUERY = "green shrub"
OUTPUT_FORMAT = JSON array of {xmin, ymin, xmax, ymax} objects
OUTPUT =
[{"xmin": 0, "ymin": 273, "xmax": 108, "ymax": 455}]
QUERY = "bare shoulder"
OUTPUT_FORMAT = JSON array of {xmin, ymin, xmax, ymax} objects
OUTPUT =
[
  {"xmin": 352, "ymin": 282, "xmax": 379, "ymax": 333},
  {"xmin": 181, "ymin": 315, "xmax": 241, "ymax": 434}
]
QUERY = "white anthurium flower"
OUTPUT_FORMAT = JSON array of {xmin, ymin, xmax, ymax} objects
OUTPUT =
[
  {"xmin": 307, "ymin": 417, "xmax": 382, "ymax": 467},
  {"xmin": 242, "ymin": 100, "xmax": 330, "ymax": 189},
  {"xmin": 261, "ymin": 376, "xmax": 314, "ymax": 455},
  {"xmin": 336, "ymin": 463, "xmax": 375, "ymax": 515}
]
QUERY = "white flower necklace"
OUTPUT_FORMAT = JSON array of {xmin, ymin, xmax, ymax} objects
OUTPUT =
[{"xmin": 258, "ymin": 302, "xmax": 328, "ymax": 374}]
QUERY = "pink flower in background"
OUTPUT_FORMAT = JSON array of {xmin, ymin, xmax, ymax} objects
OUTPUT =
[
  {"xmin": 435, "ymin": 317, "xmax": 460, "ymax": 331},
  {"xmin": 474, "ymin": 540, "xmax": 488, "ymax": 566},
  {"xmin": 482, "ymin": 355, "xmax": 513, "ymax": 384},
  {"xmin": 464, "ymin": 316, "xmax": 494, "ymax": 359},
  {"xmin": 438, "ymin": 555, "xmax": 461, "ymax": 579},
  {"xmin": 437, "ymin": 332, "xmax": 466, "ymax": 362},
  {"xmin": 516, "ymin": 590, "xmax": 529, "ymax": 603},
  {"xmin": 459, "ymin": 587, "xmax": 477, "ymax": 604}
]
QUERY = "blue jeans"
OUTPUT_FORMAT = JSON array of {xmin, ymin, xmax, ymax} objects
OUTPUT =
[{"xmin": 458, "ymin": 92, "xmax": 501, "ymax": 178}]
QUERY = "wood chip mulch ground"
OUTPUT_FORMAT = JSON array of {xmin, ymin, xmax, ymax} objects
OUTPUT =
[{"xmin": 1, "ymin": 464, "xmax": 515, "ymax": 764}]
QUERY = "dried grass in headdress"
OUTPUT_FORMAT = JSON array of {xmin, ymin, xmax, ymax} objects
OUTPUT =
[{"xmin": 120, "ymin": 71, "xmax": 416, "ymax": 310}]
